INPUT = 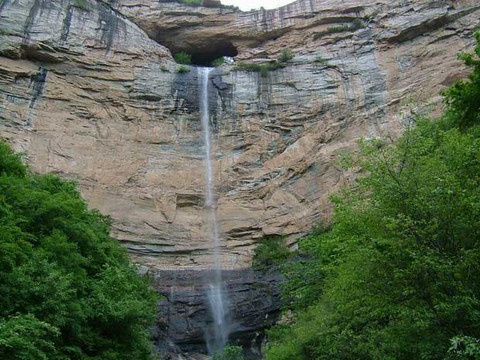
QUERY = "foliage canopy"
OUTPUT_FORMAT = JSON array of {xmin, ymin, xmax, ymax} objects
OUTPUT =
[{"xmin": 0, "ymin": 142, "xmax": 158, "ymax": 359}]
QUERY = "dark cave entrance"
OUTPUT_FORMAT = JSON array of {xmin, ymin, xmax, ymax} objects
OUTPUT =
[
  {"xmin": 162, "ymin": 37, "xmax": 239, "ymax": 66},
  {"xmin": 189, "ymin": 40, "xmax": 238, "ymax": 66}
]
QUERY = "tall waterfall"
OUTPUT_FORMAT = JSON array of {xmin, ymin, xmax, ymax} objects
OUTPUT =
[{"xmin": 198, "ymin": 67, "xmax": 230, "ymax": 353}]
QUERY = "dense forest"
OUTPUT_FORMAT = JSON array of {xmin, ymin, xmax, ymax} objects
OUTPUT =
[
  {"xmin": 265, "ymin": 32, "xmax": 480, "ymax": 360},
  {"xmin": 0, "ymin": 143, "xmax": 158, "ymax": 359}
]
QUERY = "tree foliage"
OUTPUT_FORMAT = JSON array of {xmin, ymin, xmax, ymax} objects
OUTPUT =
[
  {"xmin": 0, "ymin": 142, "xmax": 158, "ymax": 359},
  {"xmin": 266, "ymin": 33, "xmax": 480, "ymax": 360},
  {"xmin": 253, "ymin": 236, "xmax": 291, "ymax": 271},
  {"xmin": 174, "ymin": 51, "xmax": 192, "ymax": 65},
  {"xmin": 211, "ymin": 345, "xmax": 244, "ymax": 360},
  {"xmin": 443, "ymin": 32, "xmax": 480, "ymax": 129}
]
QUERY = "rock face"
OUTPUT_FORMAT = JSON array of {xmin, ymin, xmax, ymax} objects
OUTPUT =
[
  {"xmin": 156, "ymin": 268, "xmax": 282, "ymax": 355},
  {"xmin": 1, "ymin": 0, "xmax": 480, "ymax": 355}
]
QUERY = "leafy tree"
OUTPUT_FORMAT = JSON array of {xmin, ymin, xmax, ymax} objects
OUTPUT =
[
  {"xmin": 447, "ymin": 336, "xmax": 480, "ymax": 359},
  {"xmin": 0, "ymin": 141, "xmax": 158, "ymax": 359},
  {"xmin": 443, "ymin": 32, "xmax": 480, "ymax": 129},
  {"xmin": 266, "ymin": 33, "xmax": 480, "ymax": 360}
]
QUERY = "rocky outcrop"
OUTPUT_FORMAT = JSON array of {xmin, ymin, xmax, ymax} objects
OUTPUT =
[
  {"xmin": 156, "ymin": 268, "xmax": 281, "ymax": 356},
  {"xmin": 110, "ymin": 0, "xmax": 480, "ymax": 61},
  {"xmin": 1, "ymin": 0, "xmax": 480, "ymax": 355}
]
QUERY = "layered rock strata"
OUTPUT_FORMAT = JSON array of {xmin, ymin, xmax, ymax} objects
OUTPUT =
[{"xmin": 1, "ymin": 0, "xmax": 480, "ymax": 354}]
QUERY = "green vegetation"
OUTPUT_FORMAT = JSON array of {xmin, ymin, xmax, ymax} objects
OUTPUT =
[
  {"xmin": 448, "ymin": 336, "xmax": 480, "ymax": 359},
  {"xmin": 211, "ymin": 345, "xmax": 244, "ymax": 360},
  {"xmin": 277, "ymin": 49, "xmax": 294, "ymax": 64},
  {"xmin": 236, "ymin": 60, "xmax": 283, "ymax": 76},
  {"xmin": 0, "ymin": 142, "xmax": 158, "ymax": 359},
  {"xmin": 173, "ymin": 0, "xmax": 239, "ymax": 11},
  {"xmin": 314, "ymin": 18, "xmax": 365, "ymax": 40},
  {"xmin": 177, "ymin": 65, "xmax": 191, "ymax": 74},
  {"xmin": 235, "ymin": 62, "xmax": 274, "ymax": 77},
  {"xmin": 212, "ymin": 57, "xmax": 225, "ymax": 67},
  {"xmin": 443, "ymin": 34, "xmax": 480, "ymax": 129},
  {"xmin": 253, "ymin": 236, "xmax": 292, "ymax": 270},
  {"xmin": 314, "ymin": 55, "xmax": 326, "ymax": 64},
  {"xmin": 266, "ymin": 32, "xmax": 480, "ymax": 360},
  {"xmin": 72, "ymin": 0, "xmax": 89, "ymax": 11},
  {"xmin": 235, "ymin": 48, "xmax": 294, "ymax": 77},
  {"xmin": 174, "ymin": 51, "xmax": 192, "ymax": 65},
  {"xmin": 179, "ymin": 0, "xmax": 203, "ymax": 5}
]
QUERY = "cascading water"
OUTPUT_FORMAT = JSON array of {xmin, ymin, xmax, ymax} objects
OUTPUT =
[{"xmin": 198, "ymin": 67, "xmax": 230, "ymax": 354}]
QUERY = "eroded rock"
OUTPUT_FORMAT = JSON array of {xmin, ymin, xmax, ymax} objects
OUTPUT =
[{"xmin": 1, "ymin": 0, "xmax": 480, "ymax": 354}]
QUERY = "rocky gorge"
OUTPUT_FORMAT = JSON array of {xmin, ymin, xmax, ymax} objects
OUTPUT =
[{"xmin": 0, "ymin": 0, "xmax": 479, "ymax": 357}]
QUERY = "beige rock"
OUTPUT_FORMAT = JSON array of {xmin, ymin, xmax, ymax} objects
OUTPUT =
[{"xmin": 0, "ymin": 0, "xmax": 479, "ymax": 273}]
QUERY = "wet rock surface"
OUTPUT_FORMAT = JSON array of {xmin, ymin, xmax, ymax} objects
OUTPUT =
[{"xmin": 155, "ymin": 269, "xmax": 282, "ymax": 356}]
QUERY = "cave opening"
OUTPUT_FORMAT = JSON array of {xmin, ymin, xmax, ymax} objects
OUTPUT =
[
  {"xmin": 167, "ymin": 39, "xmax": 238, "ymax": 66},
  {"xmin": 189, "ymin": 41, "xmax": 238, "ymax": 66}
]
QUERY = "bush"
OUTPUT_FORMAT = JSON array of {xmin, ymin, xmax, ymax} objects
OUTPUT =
[
  {"xmin": 235, "ymin": 60, "xmax": 286, "ymax": 77},
  {"xmin": 72, "ymin": 0, "xmax": 89, "ymax": 10},
  {"xmin": 179, "ymin": 0, "xmax": 203, "ymax": 5},
  {"xmin": 174, "ymin": 51, "xmax": 192, "ymax": 65},
  {"xmin": 314, "ymin": 56, "xmax": 326, "ymax": 63},
  {"xmin": 177, "ymin": 65, "xmax": 191, "ymax": 74},
  {"xmin": 277, "ymin": 49, "xmax": 293, "ymax": 63},
  {"xmin": 212, "ymin": 57, "xmax": 225, "ymax": 67},
  {"xmin": 211, "ymin": 345, "xmax": 244, "ymax": 360},
  {"xmin": 314, "ymin": 18, "xmax": 365, "ymax": 40},
  {"xmin": 253, "ymin": 236, "xmax": 291, "ymax": 270},
  {"xmin": 0, "ymin": 141, "xmax": 158, "ymax": 359}
]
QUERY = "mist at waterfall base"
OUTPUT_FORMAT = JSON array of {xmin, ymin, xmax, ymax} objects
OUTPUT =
[{"xmin": 198, "ymin": 67, "xmax": 231, "ymax": 354}]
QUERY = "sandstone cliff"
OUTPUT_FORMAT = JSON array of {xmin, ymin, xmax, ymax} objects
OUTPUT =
[{"xmin": 1, "ymin": 0, "xmax": 479, "ymax": 354}]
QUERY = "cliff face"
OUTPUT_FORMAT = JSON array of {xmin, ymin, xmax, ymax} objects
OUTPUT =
[{"xmin": 1, "ymin": 0, "xmax": 479, "ymax": 354}]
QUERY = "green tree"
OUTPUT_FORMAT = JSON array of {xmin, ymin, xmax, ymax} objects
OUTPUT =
[
  {"xmin": 0, "ymin": 141, "xmax": 158, "ymax": 359},
  {"xmin": 266, "ymin": 33, "xmax": 480, "ymax": 360},
  {"xmin": 443, "ymin": 32, "xmax": 480, "ymax": 129}
]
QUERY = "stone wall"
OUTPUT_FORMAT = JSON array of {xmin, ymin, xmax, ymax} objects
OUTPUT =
[{"xmin": 1, "ymin": 0, "xmax": 480, "ymax": 354}]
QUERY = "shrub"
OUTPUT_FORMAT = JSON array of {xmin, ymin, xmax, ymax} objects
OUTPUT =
[
  {"xmin": 72, "ymin": 0, "xmax": 89, "ymax": 10},
  {"xmin": 174, "ymin": 51, "xmax": 192, "ymax": 65},
  {"xmin": 211, "ymin": 345, "xmax": 244, "ymax": 360},
  {"xmin": 350, "ymin": 18, "xmax": 365, "ymax": 30},
  {"xmin": 212, "ymin": 57, "xmax": 225, "ymax": 67},
  {"xmin": 177, "ymin": 65, "xmax": 191, "ymax": 74},
  {"xmin": 314, "ymin": 18, "xmax": 365, "ymax": 40},
  {"xmin": 277, "ymin": 49, "xmax": 294, "ymax": 63},
  {"xmin": 253, "ymin": 236, "xmax": 291, "ymax": 270},
  {"xmin": 235, "ymin": 60, "xmax": 286, "ymax": 77},
  {"xmin": 179, "ymin": 0, "xmax": 203, "ymax": 5},
  {"xmin": 314, "ymin": 56, "xmax": 326, "ymax": 63}
]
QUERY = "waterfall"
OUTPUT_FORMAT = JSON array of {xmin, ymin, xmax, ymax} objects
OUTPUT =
[{"xmin": 198, "ymin": 67, "xmax": 230, "ymax": 354}]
